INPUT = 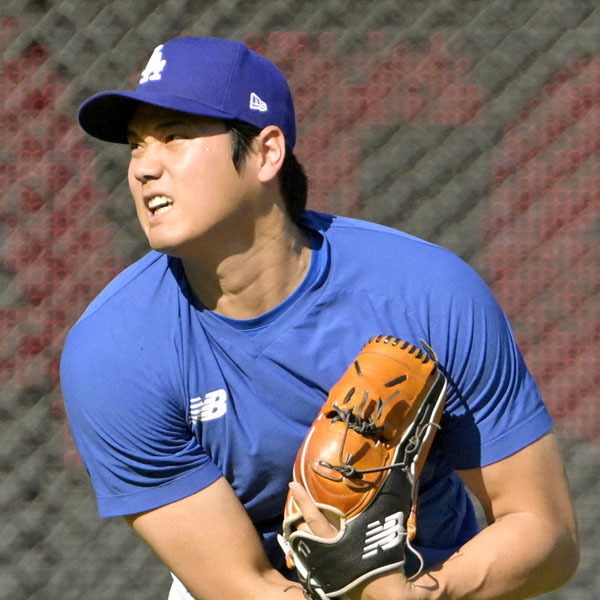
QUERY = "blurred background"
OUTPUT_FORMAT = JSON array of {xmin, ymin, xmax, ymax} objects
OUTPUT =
[{"xmin": 0, "ymin": 0, "xmax": 598, "ymax": 598}]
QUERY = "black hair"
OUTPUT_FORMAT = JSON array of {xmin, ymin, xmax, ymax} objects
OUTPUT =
[{"xmin": 222, "ymin": 120, "xmax": 308, "ymax": 224}]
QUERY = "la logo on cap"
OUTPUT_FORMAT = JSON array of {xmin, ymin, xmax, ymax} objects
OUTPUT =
[{"xmin": 139, "ymin": 44, "xmax": 167, "ymax": 84}]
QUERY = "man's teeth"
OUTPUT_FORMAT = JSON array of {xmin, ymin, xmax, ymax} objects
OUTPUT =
[{"xmin": 148, "ymin": 196, "xmax": 173, "ymax": 213}]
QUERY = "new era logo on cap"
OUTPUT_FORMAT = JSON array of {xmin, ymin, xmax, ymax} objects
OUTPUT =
[{"xmin": 249, "ymin": 92, "xmax": 268, "ymax": 112}]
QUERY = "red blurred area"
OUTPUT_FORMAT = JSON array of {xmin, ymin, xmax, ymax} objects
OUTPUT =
[
  {"xmin": 480, "ymin": 56, "xmax": 600, "ymax": 442},
  {"xmin": 1, "ymin": 27, "xmax": 597, "ymax": 474},
  {"xmin": 246, "ymin": 31, "xmax": 483, "ymax": 214},
  {"xmin": 0, "ymin": 29, "xmax": 126, "ymax": 462}
]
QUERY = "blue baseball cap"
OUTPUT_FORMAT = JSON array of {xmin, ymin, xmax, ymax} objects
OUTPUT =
[{"xmin": 78, "ymin": 37, "xmax": 297, "ymax": 148}]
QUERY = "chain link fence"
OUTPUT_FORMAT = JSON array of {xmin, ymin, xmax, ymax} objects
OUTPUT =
[{"xmin": 1, "ymin": 1, "xmax": 598, "ymax": 598}]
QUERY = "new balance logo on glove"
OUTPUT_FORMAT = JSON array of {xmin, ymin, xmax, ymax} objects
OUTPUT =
[{"xmin": 362, "ymin": 512, "xmax": 404, "ymax": 559}]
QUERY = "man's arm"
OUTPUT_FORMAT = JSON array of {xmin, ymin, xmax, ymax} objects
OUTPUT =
[
  {"xmin": 351, "ymin": 430, "xmax": 579, "ymax": 600},
  {"xmin": 125, "ymin": 476, "xmax": 304, "ymax": 600},
  {"xmin": 126, "ymin": 430, "xmax": 578, "ymax": 600},
  {"xmin": 447, "ymin": 430, "xmax": 579, "ymax": 599}
]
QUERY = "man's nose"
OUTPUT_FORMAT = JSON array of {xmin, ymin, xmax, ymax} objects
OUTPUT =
[{"xmin": 132, "ymin": 143, "xmax": 163, "ymax": 183}]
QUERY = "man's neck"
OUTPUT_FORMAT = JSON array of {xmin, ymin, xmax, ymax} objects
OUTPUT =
[{"xmin": 182, "ymin": 211, "xmax": 311, "ymax": 320}]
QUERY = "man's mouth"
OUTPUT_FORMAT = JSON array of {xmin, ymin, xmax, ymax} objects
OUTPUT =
[{"xmin": 147, "ymin": 195, "xmax": 174, "ymax": 215}]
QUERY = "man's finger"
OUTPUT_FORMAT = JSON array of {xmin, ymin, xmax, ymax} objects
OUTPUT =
[{"xmin": 289, "ymin": 482, "xmax": 339, "ymax": 538}]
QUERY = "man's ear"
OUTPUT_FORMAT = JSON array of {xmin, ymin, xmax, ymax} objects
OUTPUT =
[{"xmin": 256, "ymin": 126, "xmax": 286, "ymax": 183}]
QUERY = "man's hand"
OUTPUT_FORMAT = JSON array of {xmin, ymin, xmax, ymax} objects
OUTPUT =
[
  {"xmin": 289, "ymin": 482, "xmax": 428, "ymax": 600},
  {"xmin": 290, "ymin": 431, "xmax": 579, "ymax": 600},
  {"xmin": 289, "ymin": 482, "xmax": 340, "ymax": 538},
  {"xmin": 280, "ymin": 337, "xmax": 447, "ymax": 600}
]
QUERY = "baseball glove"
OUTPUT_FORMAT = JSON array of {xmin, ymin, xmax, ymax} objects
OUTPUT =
[{"xmin": 278, "ymin": 335, "xmax": 447, "ymax": 600}]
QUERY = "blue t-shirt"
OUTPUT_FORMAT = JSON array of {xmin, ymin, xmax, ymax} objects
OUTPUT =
[{"xmin": 60, "ymin": 211, "xmax": 552, "ymax": 575}]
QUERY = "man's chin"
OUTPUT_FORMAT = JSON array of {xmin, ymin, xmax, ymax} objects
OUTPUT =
[
  {"xmin": 147, "ymin": 239, "xmax": 182, "ymax": 256},
  {"xmin": 147, "ymin": 238, "xmax": 204, "ymax": 261}
]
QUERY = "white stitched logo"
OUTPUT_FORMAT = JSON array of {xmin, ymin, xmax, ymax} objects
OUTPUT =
[
  {"xmin": 295, "ymin": 539, "xmax": 311, "ymax": 558},
  {"xmin": 139, "ymin": 44, "xmax": 167, "ymax": 84},
  {"xmin": 361, "ymin": 511, "xmax": 404, "ymax": 559},
  {"xmin": 189, "ymin": 389, "xmax": 227, "ymax": 425},
  {"xmin": 249, "ymin": 92, "xmax": 268, "ymax": 112}
]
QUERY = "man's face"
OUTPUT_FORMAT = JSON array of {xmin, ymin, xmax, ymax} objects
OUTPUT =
[{"xmin": 126, "ymin": 104, "xmax": 260, "ymax": 258}]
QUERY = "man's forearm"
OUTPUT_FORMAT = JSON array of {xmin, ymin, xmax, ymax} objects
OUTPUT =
[
  {"xmin": 408, "ymin": 511, "xmax": 578, "ymax": 600},
  {"xmin": 352, "ymin": 508, "xmax": 577, "ymax": 600}
]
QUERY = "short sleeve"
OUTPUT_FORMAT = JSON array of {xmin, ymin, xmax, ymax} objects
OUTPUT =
[
  {"xmin": 423, "ymin": 254, "xmax": 553, "ymax": 470},
  {"xmin": 60, "ymin": 314, "xmax": 222, "ymax": 517}
]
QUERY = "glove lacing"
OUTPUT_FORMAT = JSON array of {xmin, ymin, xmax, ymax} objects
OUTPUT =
[
  {"xmin": 317, "ymin": 339, "xmax": 441, "ymax": 482},
  {"xmin": 316, "ymin": 369, "xmax": 441, "ymax": 582},
  {"xmin": 318, "ymin": 392, "xmax": 441, "ymax": 481}
]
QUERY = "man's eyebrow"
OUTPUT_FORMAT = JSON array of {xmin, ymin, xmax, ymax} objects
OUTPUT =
[
  {"xmin": 125, "ymin": 127, "xmax": 139, "ymax": 141},
  {"xmin": 155, "ymin": 117, "xmax": 193, "ymax": 129},
  {"xmin": 126, "ymin": 117, "xmax": 194, "ymax": 139}
]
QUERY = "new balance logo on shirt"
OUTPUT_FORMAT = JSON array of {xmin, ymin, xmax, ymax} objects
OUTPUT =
[
  {"xmin": 362, "ymin": 512, "xmax": 404, "ymax": 559},
  {"xmin": 189, "ymin": 389, "xmax": 227, "ymax": 425}
]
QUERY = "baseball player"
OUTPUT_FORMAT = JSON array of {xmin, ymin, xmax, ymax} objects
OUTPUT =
[{"xmin": 61, "ymin": 37, "xmax": 578, "ymax": 599}]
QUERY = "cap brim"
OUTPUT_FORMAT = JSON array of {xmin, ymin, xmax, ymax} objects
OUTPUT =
[{"xmin": 78, "ymin": 91, "xmax": 237, "ymax": 144}]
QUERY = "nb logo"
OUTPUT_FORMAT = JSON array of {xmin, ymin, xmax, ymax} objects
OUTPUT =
[
  {"xmin": 139, "ymin": 44, "xmax": 167, "ymax": 84},
  {"xmin": 249, "ymin": 92, "xmax": 268, "ymax": 112},
  {"xmin": 362, "ymin": 511, "xmax": 404, "ymax": 559},
  {"xmin": 189, "ymin": 389, "xmax": 227, "ymax": 425}
]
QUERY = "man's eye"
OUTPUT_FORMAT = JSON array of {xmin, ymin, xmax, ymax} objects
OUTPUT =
[{"xmin": 165, "ymin": 133, "xmax": 184, "ymax": 142}]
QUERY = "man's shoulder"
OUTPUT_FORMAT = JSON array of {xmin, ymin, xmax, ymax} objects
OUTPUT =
[
  {"xmin": 303, "ymin": 211, "xmax": 474, "ymax": 279},
  {"xmin": 65, "ymin": 250, "xmax": 182, "ymax": 352},
  {"xmin": 61, "ymin": 251, "xmax": 182, "ymax": 376},
  {"xmin": 77, "ymin": 251, "xmax": 172, "ymax": 323},
  {"xmin": 304, "ymin": 210, "xmax": 443, "ymax": 250}
]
